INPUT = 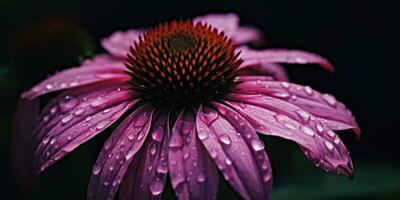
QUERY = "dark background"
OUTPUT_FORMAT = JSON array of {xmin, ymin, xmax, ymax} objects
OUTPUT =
[{"xmin": 1, "ymin": 0, "xmax": 399, "ymax": 199}]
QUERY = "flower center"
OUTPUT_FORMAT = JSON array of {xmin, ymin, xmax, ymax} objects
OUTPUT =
[{"xmin": 126, "ymin": 20, "xmax": 242, "ymax": 107}]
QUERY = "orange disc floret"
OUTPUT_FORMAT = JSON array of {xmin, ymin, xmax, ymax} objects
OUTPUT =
[{"xmin": 125, "ymin": 20, "xmax": 242, "ymax": 106}]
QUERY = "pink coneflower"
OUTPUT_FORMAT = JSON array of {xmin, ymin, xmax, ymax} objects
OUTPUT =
[{"xmin": 16, "ymin": 13, "xmax": 359, "ymax": 199}]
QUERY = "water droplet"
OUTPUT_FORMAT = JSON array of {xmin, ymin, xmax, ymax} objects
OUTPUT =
[
  {"xmin": 157, "ymin": 161, "xmax": 168, "ymax": 174},
  {"xmin": 326, "ymin": 130, "xmax": 336, "ymax": 137},
  {"xmin": 198, "ymin": 131, "xmax": 208, "ymax": 140},
  {"xmin": 219, "ymin": 134, "xmax": 232, "ymax": 145},
  {"xmin": 90, "ymin": 97, "xmax": 105, "ymax": 107},
  {"xmin": 272, "ymin": 92, "xmax": 290, "ymax": 99},
  {"xmin": 333, "ymin": 137, "xmax": 340, "ymax": 144},
  {"xmin": 281, "ymin": 82, "xmax": 290, "ymax": 88},
  {"xmin": 324, "ymin": 141, "xmax": 334, "ymax": 151},
  {"xmin": 46, "ymin": 84, "xmax": 53, "ymax": 90},
  {"xmin": 74, "ymin": 108, "xmax": 85, "ymax": 116},
  {"xmin": 196, "ymin": 172, "xmax": 207, "ymax": 182},
  {"xmin": 304, "ymin": 86, "xmax": 313, "ymax": 95},
  {"xmin": 125, "ymin": 150, "xmax": 135, "ymax": 160},
  {"xmin": 149, "ymin": 178, "xmax": 165, "ymax": 195},
  {"xmin": 322, "ymin": 94, "xmax": 337, "ymax": 106},
  {"xmin": 103, "ymin": 108, "xmax": 111, "ymax": 113},
  {"xmin": 42, "ymin": 137, "xmax": 50, "ymax": 144},
  {"xmin": 128, "ymin": 133, "xmax": 135, "ymax": 141},
  {"xmin": 50, "ymin": 106, "xmax": 57, "ymax": 114},
  {"xmin": 50, "ymin": 137, "xmax": 57, "ymax": 145},
  {"xmin": 61, "ymin": 114, "xmax": 74, "ymax": 124},
  {"xmin": 225, "ymin": 158, "xmax": 232, "ymax": 165},
  {"xmin": 151, "ymin": 126, "xmax": 164, "ymax": 142},
  {"xmin": 85, "ymin": 116, "xmax": 92, "ymax": 122},
  {"xmin": 109, "ymin": 165, "xmax": 114, "ymax": 171},
  {"xmin": 59, "ymin": 95, "xmax": 78, "ymax": 112},
  {"xmin": 210, "ymin": 150, "xmax": 218, "ymax": 158},
  {"xmin": 149, "ymin": 143, "xmax": 157, "ymax": 155},
  {"xmin": 263, "ymin": 174, "xmax": 271, "ymax": 182},
  {"xmin": 137, "ymin": 132, "xmax": 145, "ymax": 140},
  {"xmin": 92, "ymin": 163, "xmax": 102, "ymax": 175},
  {"xmin": 69, "ymin": 81, "xmax": 79, "ymax": 87},
  {"xmin": 67, "ymin": 134, "xmax": 73, "ymax": 141},
  {"xmin": 251, "ymin": 139, "xmax": 265, "ymax": 151},
  {"xmin": 296, "ymin": 110, "xmax": 310, "ymax": 123},
  {"xmin": 301, "ymin": 126, "xmax": 315, "ymax": 137},
  {"xmin": 96, "ymin": 120, "xmax": 109, "ymax": 130},
  {"xmin": 316, "ymin": 122, "xmax": 324, "ymax": 133}
]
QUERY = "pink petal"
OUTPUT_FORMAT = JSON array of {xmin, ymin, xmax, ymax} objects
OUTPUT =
[
  {"xmin": 11, "ymin": 98, "xmax": 39, "ymax": 190},
  {"xmin": 101, "ymin": 29, "xmax": 145, "ymax": 58},
  {"xmin": 237, "ymin": 46, "xmax": 334, "ymax": 72},
  {"xmin": 225, "ymin": 97, "xmax": 354, "ymax": 177},
  {"xmin": 87, "ymin": 106, "xmax": 154, "ymax": 200},
  {"xmin": 119, "ymin": 111, "xmax": 170, "ymax": 200},
  {"xmin": 169, "ymin": 109, "xmax": 218, "ymax": 200},
  {"xmin": 34, "ymin": 81, "xmax": 136, "ymax": 172},
  {"xmin": 238, "ymin": 62, "xmax": 289, "ymax": 81},
  {"xmin": 81, "ymin": 54, "xmax": 124, "ymax": 67},
  {"xmin": 233, "ymin": 26, "xmax": 263, "ymax": 45},
  {"xmin": 22, "ymin": 62, "xmax": 129, "ymax": 100},
  {"xmin": 194, "ymin": 13, "xmax": 262, "ymax": 45},
  {"xmin": 196, "ymin": 104, "xmax": 273, "ymax": 200},
  {"xmin": 233, "ymin": 80, "xmax": 359, "ymax": 134}
]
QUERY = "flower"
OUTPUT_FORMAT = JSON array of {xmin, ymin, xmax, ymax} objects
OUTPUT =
[{"xmin": 15, "ymin": 13, "xmax": 359, "ymax": 200}]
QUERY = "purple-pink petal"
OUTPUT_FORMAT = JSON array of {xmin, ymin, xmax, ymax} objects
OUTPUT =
[
  {"xmin": 238, "ymin": 62, "xmax": 289, "ymax": 81},
  {"xmin": 233, "ymin": 80, "xmax": 359, "ymax": 134},
  {"xmin": 11, "ymin": 99, "xmax": 40, "ymax": 190},
  {"xmin": 119, "ymin": 111, "xmax": 170, "ymax": 200},
  {"xmin": 194, "ymin": 13, "xmax": 262, "ymax": 45},
  {"xmin": 22, "ymin": 62, "xmax": 129, "ymax": 100},
  {"xmin": 169, "ymin": 109, "xmax": 219, "ymax": 200},
  {"xmin": 196, "ymin": 105, "xmax": 273, "ymax": 200},
  {"xmin": 237, "ymin": 46, "xmax": 334, "ymax": 72},
  {"xmin": 101, "ymin": 29, "xmax": 145, "ymax": 58},
  {"xmin": 34, "ymin": 81, "xmax": 136, "ymax": 172},
  {"xmin": 81, "ymin": 53, "xmax": 124, "ymax": 67},
  {"xmin": 225, "ymin": 97, "xmax": 353, "ymax": 177},
  {"xmin": 87, "ymin": 106, "xmax": 154, "ymax": 200}
]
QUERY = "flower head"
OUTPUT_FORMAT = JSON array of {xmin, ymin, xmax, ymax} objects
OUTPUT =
[{"xmin": 14, "ymin": 13, "xmax": 359, "ymax": 200}]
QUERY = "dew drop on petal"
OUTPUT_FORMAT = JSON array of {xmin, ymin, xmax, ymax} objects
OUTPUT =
[
  {"xmin": 74, "ymin": 108, "xmax": 85, "ymax": 116},
  {"xmin": 225, "ymin": 158, "xmax": 232, "ymax": 165},
  {"xmin": 210, "ymin": 150, "xmax": 218, "ymax": 158},
  {"xmin": 281, "ymin": 82, "xmax": 290, "ymax": 88},
  {"xmin": 196, "ymin": 172, "xmax": 207, "ymax": 182},
  {"xmin": 296, "ymin": 110, "xmax": 310, "ymax": 123},
  {"xmin": 304, "ymin": 86, "xmax": 313, "ymax": 95},
  {"xmin": 219, "ymin": 134, "xmax": 232, "ymax": 145},
  {"xmin": 251, "ymin": 139, "xmax": 265, "ymax": 151},
  {"xmin": 322, "ymin": 94, "xmax": 337, "ymax": 106},
  {"xmin": 316, "ymin": 122, "xmax": 324, "ymax": 133},
  {"xmin": 128, "ymin": 133, "xmax": 135, "ymax": 141},
  {"xmin": 59, "ymin": 95, "xmax": 79, "ymax": 112},
  {"xmin": 92, "ymin": 163, "xmax": 102, "ymax": 175},
  {"xmin": 301, "ymin": 126, "xmax": 315, "ymax": 137},
  {"xmin": 149, "ymin": 143, "xmax": 157, "ymax": 155},
  {"xmin": 125, "ymin": 150, "xmax": 135, "ymax": 160},
  {"xmin": 149, "ymin": 178, "xmax": 165, "ymax": 195},
  {"xmin": 326, "ymin": 130, "xmax": 336, "ymax": 137},
  {"xmin": 61, "ymin": 114, "xmax": 74, "ymax": 124},
  {"xmin": 151, "ymin": 126, "xmax": 164, "ymax": 142},
  {"xmin": 324, "ymin": 141, "xmax": 334, "ymax": 151},
  {"xmin": 198, "ymin": 131, "xmax": 208, "ymax": 140},
  {"xmin": 46, "ymin": 84, "xmax": 53, "ymax": 90},
  {"xmin": 96, "ymin": 120, "xmax": 109, "ymax": 130}
]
